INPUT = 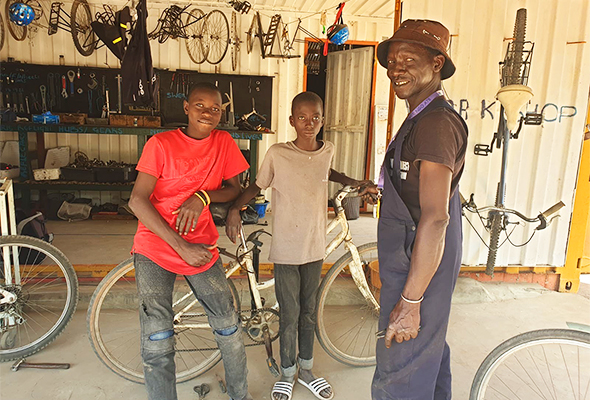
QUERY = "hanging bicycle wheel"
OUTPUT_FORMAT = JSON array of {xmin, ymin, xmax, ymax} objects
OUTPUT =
[
  {"xmin": 70, "ymin": 0, "xmax": 96, "ymax": 57},
  {"xmin": 185, "ymin": 8, "xmax": 207, "ymax": 64},
  {"xmin": 87, "ymin": 258, "xmax": 241, "ymax": 383},
  {"xmin": 0, "ymin": 12, "xmax": 5, "ymax": 51},
  {"xmin": 0, "ymin": 235, "xmax": 78, "ymax": 362},
  {"xmin": 5, "ymin": 0, "xmax": 27, "ymax": 41},
  {"xmin": 205, "ymin": 10, "xmax": 229, "ymax": 65},
  {"xmin": 230, "ymin": 11, "xmax": 239, "ymax": 71},
  {"xmin": 470, "ymin": 328, "xmax": 590, "ymax": 400},
  {"xmin": 316, "ymin": 243, "xmax": 380, "ymax": 367}
]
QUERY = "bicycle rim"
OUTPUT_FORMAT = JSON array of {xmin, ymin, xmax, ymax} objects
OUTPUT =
[
  {"xmin": 87, "ymin": 258, "xmax": 240, "ymax": 383},
  {"xmin": 0, "ymin": 235, "xmax": 78, "ymax": 361},
  {"xmin": 205, "ymin": 10, "xmax": 229, "ymax": 65},
  {"xmin": 5, "ymin": 0, "xmax": 27, "ymax": 41},
  {"xmin": 470, "ymin": 329, "xmax": 590, "ymax": 400},
  {"xmin": 230, "ymin": 11, "xmax": 238, "ymax": 71},
  {"xmin": 246, "ymin": 13, "xmax": 257, "ymax": 54},
  {"xmin": 316, "ymin": 243, "xmax": 379, "ymax": 367},
  {"xmin": 0, "ymin": 12, "xmax": 5, "ymax": 51},
  {"xmin": 185, "ymin": 8, "xmax": 207, "ymax": 64},
  {"xmin": 70, "ymin": 0, "xmax": 96, "ymax": 57}
]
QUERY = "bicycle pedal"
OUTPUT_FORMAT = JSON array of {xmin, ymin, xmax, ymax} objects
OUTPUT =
[
  {"xmin": 474, "ymin": 144, "xmax": 491, "ymax": 156},
  {"xmin": 524, "ymin": 112, "xmax": 543, "ymax": 125}
]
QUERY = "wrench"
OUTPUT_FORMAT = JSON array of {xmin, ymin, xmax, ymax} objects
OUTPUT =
[
  {"xmin": 61, "ymin": 76, "xmax": 68, "ymax": 98},
  {"xmin": 67, "ymin": 70, "xmax": 75, "ymax": 94},
  {"xmin": 40, "ymin": 85, "xmax": 48, "ymax": 112}
]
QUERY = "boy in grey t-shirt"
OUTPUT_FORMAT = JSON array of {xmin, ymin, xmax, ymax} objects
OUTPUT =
[{"xmin": 227, "ymin": 92, "xmax": 371, "ymax": 400}]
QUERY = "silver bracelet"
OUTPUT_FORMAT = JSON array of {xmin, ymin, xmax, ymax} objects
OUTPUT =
[{"xmin": 401, "ymin": 293, "xmax": 424, "ymax": 304}]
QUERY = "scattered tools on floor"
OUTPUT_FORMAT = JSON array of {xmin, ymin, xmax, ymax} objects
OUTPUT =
[
  {"xmin": 12, "ymin": 358, "xmax": 70, "ymax": 372},
  {"xmin": 216, "ymin": 374, "xmax": 227, "ymax": 393},
  {"xmin": 193, "ymin": 383, "xmax": 210, "ymax": 399}
]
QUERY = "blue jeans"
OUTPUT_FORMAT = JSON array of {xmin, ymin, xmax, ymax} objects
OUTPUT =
[
  {"xmin": 274, "ymin": 260, "xmax": 323, "ymax": 378},
  {"xmin": 134, "ymin": 254, "xmax": 248, "ymax": 400}
]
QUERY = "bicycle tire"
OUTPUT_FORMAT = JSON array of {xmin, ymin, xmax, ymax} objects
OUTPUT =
[
  {"xmin": 205, "ymin": 10, "xmax": 229, "ymax": 65},
  {"xmin": 185, "ymin": 8, "xmax": 207, "ymax": 64},
  {"xmin": 87, "ymin": 258, "xmax": 240, "ymax": 384},
  {"xmin": 230, "ymin": 11, "xmax": 239, "ymax": 71},
  {"xmin": 316, "ymin": 242, "xmax": 379, "ymax": 367},
  {"xmin": 246, "ymin": 12, "xmax": 257, "ymax": 54},
  {"xmin": 0, "ymin": 12, "xmax": 5, "ymax": 51},
  {"xmin": 485, "ymin": 212, "xmax": 502, "ymax": 275},
  {"xmin": 0, "ymin": 235, "xmax": 78, "ymax": 362},
  {"xmin": 469, "ymin": 328, "xmax": 590, "ymax": 400},
  {"xmin": 5, "ymin": 0, "xmax": 27, "ymax": 41},
  {"xmin": 70, "ymin": 0, "xmax": 96, "ymax": 57}
]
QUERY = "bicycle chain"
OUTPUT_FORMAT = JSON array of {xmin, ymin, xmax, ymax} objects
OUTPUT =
[{"xmin": 175, "ymin": 307, "xmax": 278, "ymax": 353}]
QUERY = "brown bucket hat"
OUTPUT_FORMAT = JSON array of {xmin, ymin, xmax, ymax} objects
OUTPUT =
[{"xmin": 377, "ymin": 19, "xmax": 456, "ymax": 80}]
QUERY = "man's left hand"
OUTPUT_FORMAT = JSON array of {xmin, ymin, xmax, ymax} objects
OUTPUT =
[
  {"xmin": 173, "ymin": 195, "xmax": 205, "ymax": 235},
  {"xmin": 384, "ymin": 299, "xmax": 421, "ymax": 348},
  {"xmin": 354, "ymin": 180, "xmax": 379, "ymax": 204}
]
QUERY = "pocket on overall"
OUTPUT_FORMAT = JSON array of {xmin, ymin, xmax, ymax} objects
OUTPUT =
[{"xmin": 377, "ymin": 217, "xmax": 412, "ymax": 273}]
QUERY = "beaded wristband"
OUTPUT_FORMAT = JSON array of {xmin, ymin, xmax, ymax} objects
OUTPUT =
[{"xmin": 400, "ymin": 294, "xmax": 424, "ymax": 304}]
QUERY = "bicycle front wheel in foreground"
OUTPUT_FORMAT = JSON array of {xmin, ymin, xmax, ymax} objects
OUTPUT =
[
  {"xmin": 316, "ymin": 243, "xmax": 379, "ymax": 367},
  {"xmin": 470, "ymin": 329, "xmax": 590, "ymax": 400},
  {"xmin": 87, "ymin": 258, "xmax": 240, "ymax": 383},
  {"xmin": 70, "ymin": 0, "xmax": 96, "ymax": 56},
  {"xmin": 0, "ymin": 235, "xmax": 78, "ymax": 361}
]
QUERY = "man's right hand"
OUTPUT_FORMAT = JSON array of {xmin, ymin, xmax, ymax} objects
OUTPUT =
[
  {"xmin": 225, "ymin": 208, "xmax": 242, "ymax": 244},
  {"xmin": 177, "ymin": 242, "xmax": 218, "ymax": 266}
]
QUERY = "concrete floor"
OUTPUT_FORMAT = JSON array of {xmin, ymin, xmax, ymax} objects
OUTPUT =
[{"xmin": 1, "ymin": 213, "xmax": 589, "ymax": 400}]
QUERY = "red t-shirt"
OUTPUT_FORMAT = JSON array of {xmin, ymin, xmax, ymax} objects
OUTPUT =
[{"xmin": 133, "ymin": 128, "xmax": 249, "ymax": 275}]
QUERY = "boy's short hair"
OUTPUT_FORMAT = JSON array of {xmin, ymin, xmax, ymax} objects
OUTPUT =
[
  {"xmin": 187, "ymin": 82, "xmax": 222, "ymax": 100},
  {"xmin": 291, "ymin": 92, "xmax": 323, "ymax": 115}
]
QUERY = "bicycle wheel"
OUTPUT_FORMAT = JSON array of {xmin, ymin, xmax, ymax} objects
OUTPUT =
[
  {"xmin": 185, "ymin": 8, "xmax": 207, "ymax": 64},
  {"xmin": 230, "ymin": 11, "xmax": 239, "ymax": 71},
  {"xmin": 87, "ymin": 258, "xmax": 240, "ymax": 384},
  {"xmin": 205, "ymin": 10, "xmax": 229, "ymax": 65},
  {"xmin": 485, "ymin": 212, "xmax": 503, "ymax": 275},
  {"xmin": 316, "ymin": 242, "xmax": 380, "ymax": 367},
  {"xmin": 246, "ymin": 12, "xmax": 261, "ymax": 54},
  {"xmin": 470, "ymin": 328, "xmax": 590, "ymax": 400},
  {"xmin": 5, "ymin": 0, "xmax": 27, "ymax": 41},
  {"xmin": 70, "ymin": 0, "xmax": 96, "ymax": 57},
  {"xmin": 0, "ymin": 235, "xmax": 78, "ymax": 361},
  {"xmin": 0, "ymin": 11, "xmax": 5, "ymax": 51}
]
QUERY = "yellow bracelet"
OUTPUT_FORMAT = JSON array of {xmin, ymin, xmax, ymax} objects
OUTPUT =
[
  {"xmin": 194, "ymin": 192, "xmax": 207, "ymax": 207},
  {"xmin": 200, "ymin": 190, "xmax": 211, "ymax": 205}
]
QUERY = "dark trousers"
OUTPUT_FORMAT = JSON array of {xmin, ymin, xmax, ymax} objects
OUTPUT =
[
  {"xmin": 274, "ymin": 259, "xmax": 323, "ymax": 377},
  {"xmin": 134, "ymin": 254, "xmax": 248, "ymax": 400}
]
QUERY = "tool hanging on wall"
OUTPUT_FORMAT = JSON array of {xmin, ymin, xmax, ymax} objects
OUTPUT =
[
  {"xmin": 40, "ymin": 85, "xmax": 48, "ymax": 112},
  {"xmin": 47, "ymin": 73, "xmax": 56, "ymax": 110},
  {"xmin": 25, "ymin": 96, "xmax": 30, "ymax": 114},
  {"xmin": 115, "ymin": 74, "xmax": 122, "ymax": 113},
  {"xmin": 224, "ymin": 82, "xmax": 235, "ymax": 128},
  {"xmin": 18, "ymin": 93, "xmax": 25, "ymax": 113},
  {"xmin": 67, "ymin": 70, "xmax": 76, "ymax": 95},
  {"xmin": 61, "ymin": 75, "xmax": 68, "ymax": 98}
]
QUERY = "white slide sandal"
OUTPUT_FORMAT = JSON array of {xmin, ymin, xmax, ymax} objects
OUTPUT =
[
  {"xmin": 297, "ymin": 377, "xmax": 334, "ymax": 400},
  {"xmin": 271, "ymin": 381, "xmax": 294, "ymax": 400}
]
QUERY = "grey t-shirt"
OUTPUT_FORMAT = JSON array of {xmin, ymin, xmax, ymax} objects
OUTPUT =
[{"xmin": 256, "ymin": 141, "xmax": 335, "ymax": 264}]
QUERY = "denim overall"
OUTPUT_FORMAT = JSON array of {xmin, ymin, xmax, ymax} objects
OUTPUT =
[{"xmin": 372, "ymin": 97, "xmax": 466, "ymax": 400}]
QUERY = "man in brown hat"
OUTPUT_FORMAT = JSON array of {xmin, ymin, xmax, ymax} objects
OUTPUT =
[{"xmin": 367, "ymin": 19, "xmax": 468, "ymax": 399}]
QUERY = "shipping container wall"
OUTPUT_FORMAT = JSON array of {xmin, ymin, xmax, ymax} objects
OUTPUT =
[
  {"xmin": 395, "ymin": 0, "xmax": 590, "ymax": 267},
  {"xmin": 0, "ymin": 1, "xmax": 394, "ymax": 205}
]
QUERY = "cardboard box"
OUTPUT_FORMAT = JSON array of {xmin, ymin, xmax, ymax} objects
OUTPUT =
[
  {"xmin": 59, "ymin": 113, "xmax": 87, "ymax": 125},
  {"xmin": 139, "ymin": 116, "xmax": 161, "ymax": 127},
  {"xmin": 33, "ymin": 168, "xmax": 60, "ymax": 181},
  {"xmin": 109, "ymin": 115, "xmax": 134, "ymax": 126}
]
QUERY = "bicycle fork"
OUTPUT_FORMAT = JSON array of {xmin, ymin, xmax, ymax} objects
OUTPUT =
[{"xmin": 344, "ymin": 242, "xmax": 380, "ymax": 311}]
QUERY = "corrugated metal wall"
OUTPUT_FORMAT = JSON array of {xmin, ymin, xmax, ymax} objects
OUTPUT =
[
  {"xmin": 0, "ymin": 1, "xmax": 393, "ymax": 204},
  {"xmin": 393, "ymin": 0, "xmax": 590, "ymax": 267}
]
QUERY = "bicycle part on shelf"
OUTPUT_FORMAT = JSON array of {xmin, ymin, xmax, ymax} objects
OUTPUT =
[
  {"xmin": 5, "ymin": 0, "xmax": 27, "ymax": 41},
  {"xmin": 60, "ymin": 76, "xmax": 67, "ymax": 98},
  {"xmin": 245, "ymin": 308, "xmax": 279, "ymax": 343},
  {"xmin": 12, "ymin": 358, "xmax": 70, "ymax": 372},
  {"xmin": 0, "ymin": 236, "xmax": 78, "ymax": 362},
  {"xmin": 40, "ymin": 84, "xmax": 48, "ymax": 110},
  {"xmin": 67, "ymin": 70, "xmax": 75, "ymax": 94},
  {"xmin": 204, "ymin": 10, "xmax": 229, "ymax": 65}
]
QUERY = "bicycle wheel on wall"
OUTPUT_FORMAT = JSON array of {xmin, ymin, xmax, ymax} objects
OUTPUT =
[
  {"xmin": 205, "ymin": 10, "xmax": 229, "ymax": 65},
  {"xmin": 185, "ymin": 8, "xmax": 207, "ymax": 64},
  {"xmin": 230, "ymin": 11, "xmax": 239, "ymax": 71},
  {"xmin": 5, "ymin": 0, "xmax": 27, "ymax": 41},
  {"xmin": 0, "ymin": 235, "xmax": 78, "ymax": 361},
  {"xmin": 87, "ymin": 258, "xmax": 240, "ymax": 383},
  {"xmin": 0, "ymin": 12, "xmax": 5, "ymax": 51},
  {"xmin": 316, "ymin": 243, "xmax": 379, "ymax": 367},
  {"xmin": 469, "ymin": 328, "xmax": 590, "ymax": 400},
  {"xmin": 70, "ymin": 0, "xmax": 96, "ymax": 56}
]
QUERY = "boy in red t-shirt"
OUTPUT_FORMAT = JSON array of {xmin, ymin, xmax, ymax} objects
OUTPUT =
[{"xmin": 129, "ymin": 82, "xmax": 252, "ymax": 400}]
